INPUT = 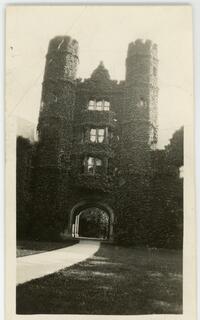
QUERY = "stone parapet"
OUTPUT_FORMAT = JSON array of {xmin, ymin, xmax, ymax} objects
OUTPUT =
[
  {"xmin": 71, "ymin": 142, "xmax": 114, "ymax": 158},
  {"xmin": 44, "ymin": 36, "xmax": 79, "ymax": 83},
  {"xmin": 77, "ymin": 110, "xmax": 117, "ymax": 128},
  {"xmin": 127, "ymin": 39, "xmax": 158, "ymax": 59},
  {"xmin": 70, "ymin": 173, "xmax": 115, "ymax": 192}
]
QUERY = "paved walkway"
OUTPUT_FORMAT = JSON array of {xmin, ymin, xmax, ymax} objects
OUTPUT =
[{"xmin": 17, "ymin": 240, "xmax": 100, "ymax": 285}]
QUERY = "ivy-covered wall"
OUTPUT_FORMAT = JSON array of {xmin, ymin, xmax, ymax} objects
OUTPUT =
[{"xmin": 17, "ymin": 36, "xmax": 183, "ymax": 249}]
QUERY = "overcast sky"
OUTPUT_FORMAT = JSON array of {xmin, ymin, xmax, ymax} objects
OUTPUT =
[{"xmin": 6, "ymin": 5, "xmax": 193, "ymax": 148}]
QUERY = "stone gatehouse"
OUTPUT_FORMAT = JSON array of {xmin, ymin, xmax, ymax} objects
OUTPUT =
[{"xmin": 27, "ymin": 35, "xmax": 159, "ymax": 243}]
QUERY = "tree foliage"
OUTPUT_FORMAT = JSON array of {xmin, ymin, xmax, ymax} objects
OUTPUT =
[
  {"xmin": 78, "ymin": 208, "xmax": 109, "ymax": 239},
  {"xmin": 165, "ymin": 126, "xmax": 183, "ymax": 167}
]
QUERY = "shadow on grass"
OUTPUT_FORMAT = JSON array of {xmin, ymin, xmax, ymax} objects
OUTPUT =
[{"xmin": 16, "ymin": 243, "xmax": 182, "ymax": 315}]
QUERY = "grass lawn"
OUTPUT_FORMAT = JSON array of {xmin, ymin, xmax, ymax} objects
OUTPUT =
[
  {"xmin": 16, "ymin": 243, "xmax": 182, "ymax": 315},
  {"xmin": 17, "ymin": 239, "xmax": 79, "ymax": 257}
]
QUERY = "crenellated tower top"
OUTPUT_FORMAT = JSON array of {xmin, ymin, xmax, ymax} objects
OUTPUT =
[
  {"xmin": 44, "ymin": 36, "xmax": 79, "ymax": 83},
  {"xmin": 127, "ymin": 39, "xmax": 158, "ymax": 59}
]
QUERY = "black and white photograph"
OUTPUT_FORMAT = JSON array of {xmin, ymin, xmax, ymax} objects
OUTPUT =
[{"xmin": 5, "ymin": 4, "xmax": 195, "ymax": 318}]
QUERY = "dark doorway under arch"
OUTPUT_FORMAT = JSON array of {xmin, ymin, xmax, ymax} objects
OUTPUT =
[
  {"xmin": 68, "ymin": 201, "xmax": 114, "ymax": 240},
  {"xmin": 73, "ymin": 207, "xmax": 109, "ymax": 239}
]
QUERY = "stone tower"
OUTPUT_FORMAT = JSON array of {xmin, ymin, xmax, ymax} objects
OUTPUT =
[
  {"xmin": 31, "ymin": 36, "xmax": 79, "ymax": 238},
  {"xmin": 114, "ymin": 40, "xmax": 159, "ymax": 245},
  {"xmin": 122, "ymin": 39, "xmax": 158, "ymax": 174},
  {"xmin": 37, "ymin": 36, "xmax": 79, "ymax": 166}
]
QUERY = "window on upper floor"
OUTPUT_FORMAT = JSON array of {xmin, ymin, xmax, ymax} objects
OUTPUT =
[
  {"xmin": 88, "ymin": 99, "xmax": 110, "ymax": 111},
  {"xmin": 88, "ymin": 100, "xmax": 96, "ymax": 110},
  {"xmin": 179, "ymin": 165, "xmax": 184, "ymax": 179},
  {"xmin": 96, "ymin": 100, "xmax": 103, "ymax": 111},
  {"xmin": 90, "ymin": 128, "xmax": 105, "ymax": 143},
  {"xmin": 140, "ymin": 98, "xmax": 145, "ymax": 107},
  {"xmin": 87, "ymin": 156, "xmax": 103, "ymax": 175},
  {"xmin": 104, "ymin": 100, "xmax": 110, "ymax": 111},
  {"xmin": 40, "ymin": 100, "xmax": 45, "ymax": 111}
]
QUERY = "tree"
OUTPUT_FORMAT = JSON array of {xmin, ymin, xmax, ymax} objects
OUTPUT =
[
  {"xmin": 148, "ymin": 126, "xmax": 184, "ymax": 249},
  {"xmin": 165, "ymin": 126, "xmax": 183, "ymax": 168},
  {"xmin": 17, "ymin": 136, "xmax": 34, "ymax": 239}
]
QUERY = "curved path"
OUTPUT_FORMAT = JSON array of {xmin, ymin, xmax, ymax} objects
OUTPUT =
[{"xmin": 17, "ymin": 240, "xmax": 100, "ymax": 285}]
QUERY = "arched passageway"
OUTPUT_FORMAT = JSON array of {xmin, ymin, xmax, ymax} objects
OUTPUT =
[
  {"xmin": 68, "ymin": 201, "xmax": 114, "ymax": 240},
  {"xmin": 73, "ymin": 207, "xmax": 109, "ymax": 239}
]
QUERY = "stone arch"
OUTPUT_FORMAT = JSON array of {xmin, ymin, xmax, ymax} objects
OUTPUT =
[{"xmin": 67, "ymin": 201, "xmax": 114, "ymax": 240}]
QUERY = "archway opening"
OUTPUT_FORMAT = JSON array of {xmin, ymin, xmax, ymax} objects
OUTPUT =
[{"xmin": 72, "ymin": 207, "xmax": 110, "ymax": 240}]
